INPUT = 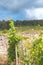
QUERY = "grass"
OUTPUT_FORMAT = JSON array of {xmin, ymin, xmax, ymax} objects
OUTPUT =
[
  {"xmin": 0, "ymin": 25, "xmax": 43, "ymax": 35},
  {"xmin": 15, "ymin": 26, "xmax": 43, "ymax": 33},
  {"xmin": 0, "ymin": 25, "xmax": 43, "ymax": 65}
]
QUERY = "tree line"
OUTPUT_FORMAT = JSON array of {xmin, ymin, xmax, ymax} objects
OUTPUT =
[{"xmin": 0, "ymin": 20, "xmax": 43, "ymax": 30}]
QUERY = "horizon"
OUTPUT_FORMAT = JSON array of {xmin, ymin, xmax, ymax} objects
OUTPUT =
[{"xmin": 0, "ymin": 19, "xmax": 43, "ymax": 21}]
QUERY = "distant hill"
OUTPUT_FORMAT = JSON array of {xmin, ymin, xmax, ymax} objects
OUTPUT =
[{"xmin": 0, "ymin": 20, "xmax": 43, "ymax": 30}]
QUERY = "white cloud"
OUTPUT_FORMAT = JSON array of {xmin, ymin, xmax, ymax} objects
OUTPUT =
[
  {"xmin": 25, "ymin": 8, "xmax": 43, "ymax": 20},
  {"xmin": 36, "ymin": 0, "xmax": 43, "ymax": 4}
]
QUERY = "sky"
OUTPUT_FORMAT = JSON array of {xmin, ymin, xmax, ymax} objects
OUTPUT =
[{"xmin": 0, "ymin": 0, "xmax": 43, "ymax": 20}]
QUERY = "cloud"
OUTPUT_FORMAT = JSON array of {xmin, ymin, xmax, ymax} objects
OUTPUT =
[
  {"xmin": 25, "ymin": 8, "xmax": 43, "ymax": 20},
  {"xmin": 36, "ymin": 0, "xmax": 43, "ymax": 4},
  {"xmin": 0, "ymin": 0, "xmax": 43, "ymax": 12},
  {"xmin": 34, "ymin": 0, "xmax": 43, "ymax": 7},
  {"xmin": 0, "ymin": 0, "xmax": 29, "ymax": 12},
  {"xmin": 0, "ymin": 0, "xmax": 43, "ymax": 20}
]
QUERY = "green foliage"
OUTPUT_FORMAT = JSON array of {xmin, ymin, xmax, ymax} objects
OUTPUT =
[
  {"xmin": 7, "ymin": 20, "xmax": 20, "ymax": 64},
  {"xmin": 22, "ymin": 33, "xmax": 43, "ymax": 65},
  {"xmin": 0, "ymin": 20, "xmax": 43, "ymax": 30}
]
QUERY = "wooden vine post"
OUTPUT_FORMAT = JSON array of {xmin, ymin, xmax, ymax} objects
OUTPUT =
[{"xmin": 7, "ymin": 20, "xmax": 20, "ymax": 65}]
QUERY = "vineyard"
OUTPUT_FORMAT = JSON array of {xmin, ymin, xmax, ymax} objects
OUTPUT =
[{"xmin": 0, "ymin": 20, "xmax": 43, "ymax": 65}]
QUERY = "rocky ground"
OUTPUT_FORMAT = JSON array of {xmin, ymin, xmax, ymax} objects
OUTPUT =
[
  {"xmin": 0, "ymin": 35, "xmax": 8, "ymax": 65},
  {"xmin": 0, "ymin": 32, "xmax": 40, "ymax": 65}
]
